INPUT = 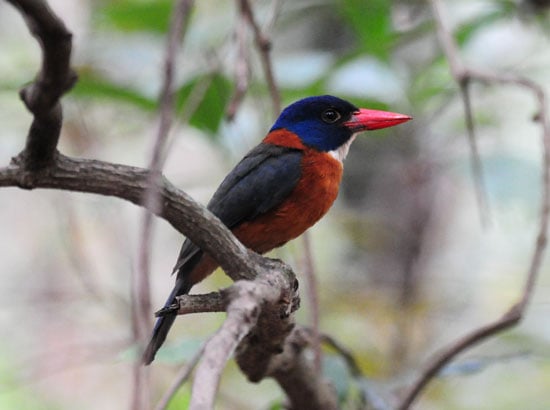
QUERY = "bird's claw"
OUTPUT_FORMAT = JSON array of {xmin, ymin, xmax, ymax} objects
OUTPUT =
[{"xmin": 154, "ymin": 302, "xmax": 180, "ymax": 317}]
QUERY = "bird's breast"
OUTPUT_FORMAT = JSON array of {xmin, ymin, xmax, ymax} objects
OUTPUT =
[{"xmin": 234, "ymin": 131, "xmax": 343, "ymax": 253}]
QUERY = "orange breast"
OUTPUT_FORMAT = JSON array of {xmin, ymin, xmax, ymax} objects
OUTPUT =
[{"xmin": 233, "ymin": 134, "xmax": 343, "ymax": 254}]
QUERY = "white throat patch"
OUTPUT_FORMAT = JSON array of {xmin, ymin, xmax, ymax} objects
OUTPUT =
[{"xmin": 328, "ymin": 135, "xmax": 357, "ymax": 162}]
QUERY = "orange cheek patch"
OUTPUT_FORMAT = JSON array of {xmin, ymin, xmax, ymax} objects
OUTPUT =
[{"xmin": 262, "ymin": 129, "xmax": 307, "ymax": 149}]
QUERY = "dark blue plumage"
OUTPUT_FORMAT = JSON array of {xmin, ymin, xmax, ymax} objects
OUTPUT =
[
  {"xmin": 208, "ymin": 144, "xmax": 303, "ymax": 228},
  {"xmin": 270, "ymin": 95, "xmax": 359, "ymax": 152}
]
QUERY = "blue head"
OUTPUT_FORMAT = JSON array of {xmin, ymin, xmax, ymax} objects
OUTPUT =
[
  {"xmin": 270, "ymin": 95, "xmax": 412, "ymax": 153},
  {"xmin": 270, "ymin": 95, "xmax": 358, "ymax": 152}
]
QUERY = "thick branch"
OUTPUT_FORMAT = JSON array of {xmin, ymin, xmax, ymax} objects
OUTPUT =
[
  {"xmin": 268, "ymin": 327, "xmax": 338, "ymax": 410},
  {"xmin": 232, "ymin": 271, "xmax": 338, "ymax": 410},
  {"xmin": 0, "ymin": 152, "xmax": 259, "ymax": 281},
  {"xmin": 6, "ymin": 0, "xmax": 77, "ymax": 169},
  {"xmin": 190, "ymin": 266, "xmax": 298, "ymax": 409},
  {"xmin": 234, "ymin": 266, "xmax": 299, "ymax": 383},
  {"xmin": 157, "ymin": 261, "xmax": 338, "ymax": 409}
]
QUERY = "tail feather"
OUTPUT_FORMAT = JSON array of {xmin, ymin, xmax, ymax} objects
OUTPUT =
[{"xmin": 142, "ymin": 277, "xmax": 192, "ymax": 365}]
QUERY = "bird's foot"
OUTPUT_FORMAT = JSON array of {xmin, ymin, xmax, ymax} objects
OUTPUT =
[{"xmin": 155, "ymin": 302, "xmax": 180, "ymax": 317}]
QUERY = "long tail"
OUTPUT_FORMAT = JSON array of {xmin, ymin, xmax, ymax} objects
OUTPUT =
[{"xmin": 142, "ymin": 277, "xmax": 192, "ymax": 365}]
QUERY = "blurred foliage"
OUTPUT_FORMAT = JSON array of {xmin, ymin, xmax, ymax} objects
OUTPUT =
[
  {"xmin": 0, "ymin": 362, "xmax": 59, "ymax": 410},
  {"xmin": 65, "ymin": 0, "xmax": 545, "ymax": 140},
  {"xmin": 454, "ymin": 1, "xmax": 517, "ymax": 46},
  {"xmin": 339, "ymin": 0, "xmax": 394, "ymax": 60},
  {"xmin": 166, "ymin": 387, "xmax": 192, "ymax": 410},
  {"xmin": 94, "ymin": 0, "xmax": 174, "ymax": 33},
  {"xmin": 174, "ymin": 73, "xmax": 232, "ymax": 134},
  {"xmin": 73, "ymin": 69, "xmax": 158, "ymax": 110},
  {"xmin": 153, "ymin": 338, "xmax": 205, "ymax": 364}
]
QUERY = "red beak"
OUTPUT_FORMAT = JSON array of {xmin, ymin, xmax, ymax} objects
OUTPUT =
[{"xmin": 344, "ymin": 108, "xmax": 412, "ymax": 132}]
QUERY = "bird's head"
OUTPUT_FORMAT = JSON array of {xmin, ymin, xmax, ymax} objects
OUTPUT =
[{"xmin": 270, "ymin": 95, "xmax": 411, "ymax": 160}]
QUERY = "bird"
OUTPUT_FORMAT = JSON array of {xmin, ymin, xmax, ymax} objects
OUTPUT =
[{"xmin": 142, "ymin": 95, "xmax": 411, "ymax": 364}]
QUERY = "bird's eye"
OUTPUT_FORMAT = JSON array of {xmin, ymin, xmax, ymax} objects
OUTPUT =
[{"xmin": 321, "ymin": 108, "xmax": 341, "ymax": 124}]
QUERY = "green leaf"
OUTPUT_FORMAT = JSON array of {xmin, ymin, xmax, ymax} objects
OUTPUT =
[
  {"xmin": 94, "ymin": 0, "xmax": 175, "ymax": 33},
  {"xmin": 175, "ymin": 74, "xmax": 232, "ymax": 135}
]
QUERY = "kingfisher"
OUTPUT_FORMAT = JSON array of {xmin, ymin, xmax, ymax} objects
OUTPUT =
[{"xmin": 143, "ymin": 95, "xmax": 411, "ymax": 364}]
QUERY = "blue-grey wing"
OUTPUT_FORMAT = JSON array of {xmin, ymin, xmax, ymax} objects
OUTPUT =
[{"xmin": 173, "ymin": 143, "xmax": 302, "ymax": 272}]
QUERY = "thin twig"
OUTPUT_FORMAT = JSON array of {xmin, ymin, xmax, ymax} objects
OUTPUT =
[
  {"xmin": 264, "ymin": 0, "xmax": 283, "ymax": 34},
  {"xmin": 154, "ymin": 341, "xmax": 207, "ymax": 410},
  {"xmin": 158, "ymin": 291, "xmax": 227, "ymax": 316},
  {"xmin": 239, "ymin": 0, "xmax": 281, "ymax": 118},
  {"xmin": 131, "ymin": 2, "xmax": 194, "ymax": 409},
  {"xmin": 399, "ymin": 1, "xmax": 550, "ymax": 408},
  {"xmin": 458, "ymin": 79, "xmax": 490, "ymax": 225},
  {"xmin": 430, "ymin": 0, "xmax": 489, "ymax": 223},
  {"xmin": 465, "ymin": 69, "xmax": 550, "ymax": 310},
  {"xmin": 226, "ymin": 12, "xmax": 250, "ymax": 120},
  {"xmin": 318, "ymin": 331, "xmax": 370, "ymax": 408},
  {"xmin": 227, "ymin": 0, "xmax": 282, "ymax": 120},
  {"xmin": 319, "ymin": 332, "xmax": 362, "ymax": 378},
  {"xmin": 135, "ymin": 0, "xmax": 194, "ymax": 340},
  {"xmin": 301, "ymin": 232, "xmax": 322, "ymax": 373}
]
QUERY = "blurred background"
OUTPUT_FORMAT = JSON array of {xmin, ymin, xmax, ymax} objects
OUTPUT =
[{"xmin": 0, "ymin": 0, "xmax": 549, "ymax": 409}]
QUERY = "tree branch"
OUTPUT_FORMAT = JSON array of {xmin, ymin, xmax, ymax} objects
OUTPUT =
[
  {"xmin": 191, "ymin": 268, "xmax": 297, "ymax": 409},
  {"xmin": 0, "ymin": 153, "xmax": 259, "ymax": 281},
  {"xmin": 300, "ymin": 231, "xmax": 322, "ymax": 373},
  {"xmin": 226, "ymin": 11, "xmax": 251, "ymax": 121},
  {"xmin": 430, "ymin": 0, "xmax": 489, "ymax": 223},
  {"xmin": 155, "ymin": 341, "xmax": 206, "ymax": 410},
  {"xmin": 161, "ymin": 291, "xmax": 227, "ymax": 316},
  {"xmin": 238, "ymin": 0, "xmax": 281, "ymax": 118},
  {"xmin": 5, "ymin": 0, "xmax": 76, "ymax": 169},
  {"xmin": 268, "ymin": 327, "xmax": 338, "ymax": 410}
]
